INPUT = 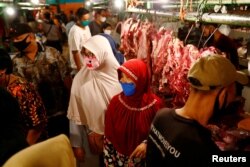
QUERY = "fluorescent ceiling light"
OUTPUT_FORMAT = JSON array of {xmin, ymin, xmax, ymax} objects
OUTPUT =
[
  {"xmin": 5, "ymin": 6, "xmax": 15, "ymax": 16},
  {"xmin": 114, "ymin": 0, "xmax": 123, "ymax": 9}
]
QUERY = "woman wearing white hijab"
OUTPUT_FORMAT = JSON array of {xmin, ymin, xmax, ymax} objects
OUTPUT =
[{"xmin": 67, "ymin": 35, "xmax": 122, "ymax": 166}]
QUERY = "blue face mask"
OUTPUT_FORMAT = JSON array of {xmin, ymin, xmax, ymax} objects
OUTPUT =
[
  {"xmin": 120, "ymin": 82, "xmax": 136, "ymax": 96},
  {"xmin": 81, "ymin": 20, "xmax": 90, "ymax": 27}
]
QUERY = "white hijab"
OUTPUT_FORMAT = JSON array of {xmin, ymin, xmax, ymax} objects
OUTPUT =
[{"xmin": 67, "ymin": 35, "xmax": 122, "ymax": 134}]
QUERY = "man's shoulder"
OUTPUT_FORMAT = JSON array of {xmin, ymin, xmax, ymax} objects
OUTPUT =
[
  {"xmin": 69, "ymin": 25, "xmax": 88, "ymax": 36},
  {"xmin": 89, "ymin": 21, "xmax": 99, "ymax": 28},
  {"xmin": 12, "ymin": 55, "xmax": 26, "ymax": 64},
  {"xmin": 155, "ymin": 108, "xmax": 174, "ymax": 118},
  {"xmin": 68, "ymin": 25, "xmax": 79, "ymax": 32},
  {"xmin": 89, "ymin": 21, "xmax": 96, "ymax": 26},
  {"xmin": 66, "ymin": 21, "xmax": 75, "ymax": 27},
  {"xmin": 151, "ymin": 108, "xmax": 175, "ymax": 126},
  {"xmin": 38, "ymin": 47, "xmax": 61, "ymax": 60}
]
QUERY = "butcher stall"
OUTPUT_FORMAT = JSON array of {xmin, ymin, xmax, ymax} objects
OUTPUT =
[{"xmin": 113, "ymin": 0, "xmax": 250, "ymax": 151}]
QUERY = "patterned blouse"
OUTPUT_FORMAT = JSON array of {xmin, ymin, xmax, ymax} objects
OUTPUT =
[
  {"xmin": 7, "ymin": 76, "xmax": 47, "ymax": 134},
  {"xmin": 12, "ymin": 46, "xmax": 71, "ymax": 116}
]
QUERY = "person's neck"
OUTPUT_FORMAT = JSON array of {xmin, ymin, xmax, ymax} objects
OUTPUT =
[
  {"xmin": 77, "ymin": 23, "xmax": 86, "ymax": 29},
  {"xmin": 175, "ymin": 90, "xmax": 218, "ymax": 127},
  {"xmin": 25, "ymin": 44, "xmax": 38, "ymax": 61}
]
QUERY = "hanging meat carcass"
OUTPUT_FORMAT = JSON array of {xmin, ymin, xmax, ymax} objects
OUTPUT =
[
  {"xmin": 120, "ymin": 18, "xmax": 142, "ymax": 60},
  {"xmin": 120, "ymin": 18, "xmax": 220, "ymax": 108},
  {"xmin": 120, "ymin": 18, "xmax": 157, "ymax": 81},
  {"xmin": 151, "ymin": 28, "xmax": 203, "ymax": 108}
]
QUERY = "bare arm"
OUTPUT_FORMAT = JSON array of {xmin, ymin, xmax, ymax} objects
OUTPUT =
[
  {"xmin": 72, "ymin": 50, "xmax": 82, "ymax": 71},
  {"xmin": 26, "ymin": 125, "xmax": 43, "ymax": 145}
]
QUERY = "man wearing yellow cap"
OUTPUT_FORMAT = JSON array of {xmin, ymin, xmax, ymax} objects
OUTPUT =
[{"xmin": 146, "ymin": 55, "xmax": 249, "ymax": 166}]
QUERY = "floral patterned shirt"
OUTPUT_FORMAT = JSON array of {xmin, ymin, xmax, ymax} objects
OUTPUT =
[{"xmin": 7, "ymin": 76, "xmax": 47, "ymax": 134}]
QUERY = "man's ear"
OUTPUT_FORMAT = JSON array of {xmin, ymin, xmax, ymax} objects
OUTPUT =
[{"xmin": 218, "ymin": 88, "xmax": 227, "ymax": 109}]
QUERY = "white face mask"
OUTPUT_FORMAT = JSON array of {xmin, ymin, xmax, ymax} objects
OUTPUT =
[
  {"xmin": 100, "ymin": 16, "xmax": 106, "ymax": 22},
  {"xmin": 104, "ymin": 30, "xmax": 112, "ymax": 35},
  {"xmin": 83, "ymin": 56, "xmax": 100, "ymax": 70}
]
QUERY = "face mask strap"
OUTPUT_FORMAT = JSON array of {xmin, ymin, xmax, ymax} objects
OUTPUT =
[
  {"xmin": 13, "ymin": 34, "xmax": 31, "ymax": 51},
  {"xmin": 210, "ymin": 87, "xmax": 227, "ymax": 123},
  {"xmin": 15, "ymin": 34, "xmax": 29, "ymax": 43}
]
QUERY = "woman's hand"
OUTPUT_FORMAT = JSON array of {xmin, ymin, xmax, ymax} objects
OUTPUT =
[
  {"xmin": 87, "ymin": 132, "xmax": 104, "ymax": 154},
  {"xmin": 72, "ymin": 147, "xmax": 85, "ymax": 162},
  {"xmin": 129, "ymin": 142, "xmax": 147, "ymax": 159}
]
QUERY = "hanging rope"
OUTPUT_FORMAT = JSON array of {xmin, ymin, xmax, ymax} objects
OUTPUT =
[
  {"xmin": 184, "ymin": 23, "xmax": 194, "ymax": 45},
  {"xmin": 202, "ymin": 26, "xmax": 219, "ymax": 48},
  {"xmin": 197, "ymin": 25, "xmax": 205, "ymax": 48}
]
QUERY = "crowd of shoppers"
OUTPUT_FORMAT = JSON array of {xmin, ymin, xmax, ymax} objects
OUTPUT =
[{"xmin": 0, "ymin": 5, "xmax": 250, "ymax": 167}]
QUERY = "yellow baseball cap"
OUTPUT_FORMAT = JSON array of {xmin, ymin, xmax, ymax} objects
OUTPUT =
[{"xmin": 188, "ymin": 55, "xmax": 249, "ymax": 91}]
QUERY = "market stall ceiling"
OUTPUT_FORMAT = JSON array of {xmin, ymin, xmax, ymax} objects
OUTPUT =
[
  {"xmin": 143, "ymin": 0, "xmax": 250, "ymax": 5},
  {"xmin": 138, "ymin": 0, "xmax": 250, "ymax": 11}
]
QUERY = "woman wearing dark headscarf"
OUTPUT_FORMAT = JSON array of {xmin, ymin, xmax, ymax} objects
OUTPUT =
[
  {"xmin": 100, "ymin": 33, "xmax": 125, "ymax": 65},
  {"xmin": 104, "ymin": 59, "xmax": 164, "ymax": 166}
]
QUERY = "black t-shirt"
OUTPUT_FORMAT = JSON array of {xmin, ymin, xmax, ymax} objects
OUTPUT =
[
  {"xmin": 146, "ymin": 108, "xmax": 220, "ymax": 167},
  {"xmin": 89, "ymin": 21, "xmax": 103, "ymax": 36}
]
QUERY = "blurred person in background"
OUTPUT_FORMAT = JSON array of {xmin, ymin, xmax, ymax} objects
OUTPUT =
[
  {"xmin": 68, "ymin": 7, "xmax": 91, "ymax": 76},
  {"xmin": 100, "ymin": 33, "xmax": 125, "ymax": 65},
  {"xmin": 102, "ymin": 22, "xmax": 112, "ymax": 35},
  {"xmin": 201, "ymin": 23, "xmax": 239, "ymax": 69},
  {"xmin": 39, "ymin": 11, "xmax": 63, "ymax": 53},
  {"xmin": 88, "ymin": 9, "xmax": 107, "ymax": 36},
  {"xmin": 110, "ymin": 22, "xmax": 122, "ymax": 49},
  {"xmin": 66, "ymin": 14, "xmax": 76, "ymax": 37}
]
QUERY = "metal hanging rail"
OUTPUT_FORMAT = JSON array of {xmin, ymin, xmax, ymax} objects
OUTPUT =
[
  {"xmin": 126, "ymin": 8, "xmax": 250, "ymax": 27},
  {"xmin": 185, "ymin": 12, "xmax": 250, "ymax": 27},
  {"xmin": 199, "ymin": 0, "xmax": 250, "ymax": 5},
  {"xmin": 140, "ymin": 0, "xmax": 250, "ymax": 5}
]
